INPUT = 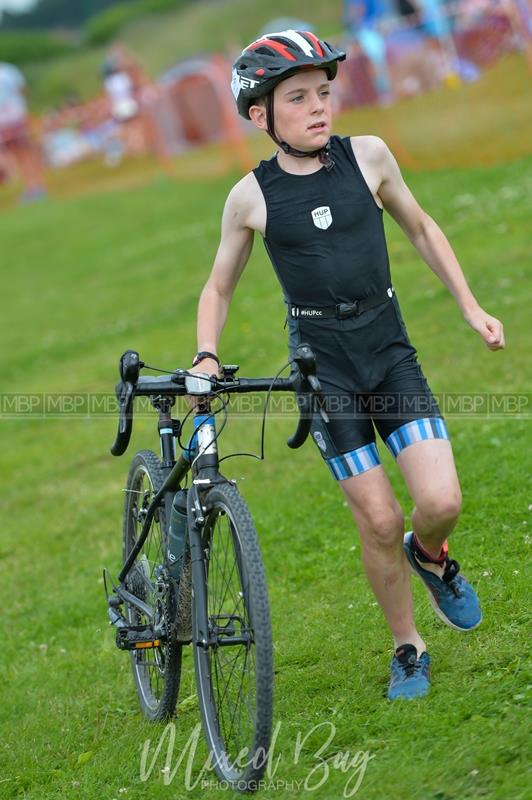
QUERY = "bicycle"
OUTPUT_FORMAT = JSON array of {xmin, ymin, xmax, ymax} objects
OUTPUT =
[{"xmin": 104, "ymin": 344, "xmax": 327, "ymax": 791}]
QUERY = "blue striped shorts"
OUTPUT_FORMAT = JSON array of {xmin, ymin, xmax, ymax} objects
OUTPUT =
[
  {"xmin": 287, "ymin": 303, "xmax": 449, "ymax": 481},
  {"xmin": 303, "ymin": 355, "xmax": 449, "ymax": 481},
  {"xmin": 326, "ymin": 417, "xmax": 449, "ymax": 480}
]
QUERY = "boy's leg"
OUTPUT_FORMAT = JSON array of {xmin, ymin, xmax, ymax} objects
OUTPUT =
[
  {"xmin": 372, "ymin": 349, "xmax": 481, "ymax": 630},
  {"xmin": 303, "ymin": 403, "xmax": 431, "ymax": 697},
  {"xmin": 396, "ymin": 438, "xmax": 461, "ymax": 558},
  {"xmin": 339, "ymin": 464, "xmax": 426, "ymax": 655},
  {"xmin": 394, "ymin": 437, "xmax": 481, "ymax": 630}
]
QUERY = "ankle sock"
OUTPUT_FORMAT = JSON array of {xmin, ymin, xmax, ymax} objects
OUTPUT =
[{"xmin": 412, "ymin": 532, "xmax": 448, "ymax": 565}]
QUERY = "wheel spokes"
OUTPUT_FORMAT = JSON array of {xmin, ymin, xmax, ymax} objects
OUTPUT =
[
  {"xmin": 126, "ymin": 466, "xmax": 169, "ymax": 705},
  {"xmin": 206, "ymin": 508, "xmax": 257, "ymax": 762}
]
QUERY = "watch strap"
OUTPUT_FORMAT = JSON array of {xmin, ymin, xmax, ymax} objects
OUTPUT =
[{"xmin": 192, "ymin": 350, "xmax": 220, "ymax": 367}]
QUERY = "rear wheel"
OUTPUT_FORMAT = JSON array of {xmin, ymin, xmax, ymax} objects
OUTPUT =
[
  {"xmin": 193, "ymin": 482, "xmax": 273, "ymax": 791},
  {"xmin": 123, "ymin": 449, "xmax": 182, "ymax": 721}
]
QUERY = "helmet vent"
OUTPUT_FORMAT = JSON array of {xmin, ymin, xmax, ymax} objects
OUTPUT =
[{"xmin": 255, "ymin": 47, "xmax": 273, "ymax": 56}]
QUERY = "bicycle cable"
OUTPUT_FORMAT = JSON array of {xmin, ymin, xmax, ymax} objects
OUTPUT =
[
  {"xmin": 217, "ymin": 360, "xmax": 292, "ymax": 465},
  {"xmin": 176, "ymin": 393, "xmax": 229, "ymax": 472},
  {"xmin": 190, "ymin": 399, "xmax": 229, "ymax": 473},
  {"xmin": 145, "ymin": 357, "xmax": 307, "ymax": 467},
  {"xmin": 141, "ymin": 363, "xmax": 183, "ymax": 375}
]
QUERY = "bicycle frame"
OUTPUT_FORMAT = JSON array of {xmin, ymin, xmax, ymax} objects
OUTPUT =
[
  {"xmin": 106, "ymin": 346, "xmax": 330, "ymax": 779},
  {"xmin": 116, "ymin": 396, "xmax": 223, "ymax": 646},
  {"xmin": 108, "ymin": 343, "xmax": 327, "ymax": 638}
]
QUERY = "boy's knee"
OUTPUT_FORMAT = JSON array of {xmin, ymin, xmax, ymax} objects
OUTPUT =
[
  {"xmin": 363, "ymin": 503, "xmax": 405, "ymax": 548},
  {"xmin": 418, "ymin": 489, "xmax": 462, "ymax": 527}
]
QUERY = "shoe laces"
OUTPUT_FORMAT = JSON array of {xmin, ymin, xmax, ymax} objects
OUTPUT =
[
  {"xmin": 395, "ymin": 645, "xmax": 421, "ymax": 678},
  {"xmin": 442, "ymin": 557, "xmax": 463, "ymax": 597}
]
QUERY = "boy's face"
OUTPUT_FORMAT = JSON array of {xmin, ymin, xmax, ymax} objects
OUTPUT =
[{"xmin": 250, "ymin": 68, "xmax": 332, "ymax": 151}]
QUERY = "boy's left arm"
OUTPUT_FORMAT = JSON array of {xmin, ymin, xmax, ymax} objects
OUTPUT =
[{"xmin": 375, "ymin": 139, "xmax": 505, "ymax": 351}]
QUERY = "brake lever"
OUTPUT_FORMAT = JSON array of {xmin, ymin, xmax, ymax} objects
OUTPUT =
[
  {"xmin": 306, "ymin": 374, "xmax": 329, "ymax": 424},
  {"xmin": 111, "ymin": 349, "xmax": 142, "ymax": 457},
  {"xmin": 116, "ymin": 380, "xmax": 134, "ymax": 428},
  {"xmin": 287, "ymin": 343, "xmax": 330, "ymax": 448}
]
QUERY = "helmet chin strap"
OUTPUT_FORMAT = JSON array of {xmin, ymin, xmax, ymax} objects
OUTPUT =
[{"xmin": 265, "ymin": 93, "xmax": 334, "ymax": 170}]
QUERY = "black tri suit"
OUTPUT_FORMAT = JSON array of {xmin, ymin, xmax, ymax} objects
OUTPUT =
[{"xmin": 253, "ymin": 135, "xmax": 448, "ymax": 479}]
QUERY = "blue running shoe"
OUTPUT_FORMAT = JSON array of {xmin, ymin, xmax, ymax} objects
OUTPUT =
[
  {"xmin": 404, "ymin": 531, "xmax": 482, "ymax": 631},
  {"xmin": 388, "ymin": 644, "xmax": 431, "ymax": 700}
]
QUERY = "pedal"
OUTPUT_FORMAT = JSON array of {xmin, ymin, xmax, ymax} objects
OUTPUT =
[{"xmin": 115, "ymin": 625, "xmax": 162, "ymax": 651}]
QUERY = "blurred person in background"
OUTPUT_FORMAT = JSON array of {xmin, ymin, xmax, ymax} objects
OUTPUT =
[
  {"xmin": 416, "ymin": 0, "xmax": 532, "ymax": 82},
  {"xmin": 101, "ymin": 43, "xmax": 173, "ymax": 172},
  {"xmin": 391, "ymin": 0, "xmax": 461, "ymax": 91},
  {"xmin": 103, "ymin": 58, "xmax": 139, "ymax": 124},
  {"xmin": 344, "ymin": 0, "xmax": 394, "ymax": 103},
  {"xmin": 0, "ymin": 61, "xmax": 46, "ymax": 202},
  {"xmin": 101, "ymin": 44, "xmax": 150, "ymax": 164},
  {"xmin": 418, "ymin": 0, "xmax": 461, "ymax": 84}
]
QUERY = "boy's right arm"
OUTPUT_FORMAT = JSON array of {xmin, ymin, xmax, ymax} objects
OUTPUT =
[{"xmin": 192, "ymin": 180, "xmax": 255, "ymax": 374}]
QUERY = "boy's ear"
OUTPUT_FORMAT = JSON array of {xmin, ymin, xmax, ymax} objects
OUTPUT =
[{"xmin": 248, "ymin": 103, "xmax": 268, "ymax": 130}]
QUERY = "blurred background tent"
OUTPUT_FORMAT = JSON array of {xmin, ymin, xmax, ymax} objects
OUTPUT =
[{"xmin": 0, "ymin": 0, "xmax": 530, "ymax": 198}]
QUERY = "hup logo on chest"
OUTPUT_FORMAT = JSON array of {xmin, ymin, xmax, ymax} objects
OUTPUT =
[{"xmin": 311, "ymin": 206, "xmax": 333, "ymax": 230}]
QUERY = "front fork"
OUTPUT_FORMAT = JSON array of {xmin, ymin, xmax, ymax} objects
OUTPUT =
[
  {"xmin": 187, "ymin": 482, "xmax": 211, "ymax": 648},
  {"xmin": 186, "ymin": 407, "xmax": 228, "ymax": 648}
]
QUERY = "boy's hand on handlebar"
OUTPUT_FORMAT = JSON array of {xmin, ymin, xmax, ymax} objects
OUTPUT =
[{"xmin": 189, "ymin": 358, "xmax": 220, "ymax": 377}]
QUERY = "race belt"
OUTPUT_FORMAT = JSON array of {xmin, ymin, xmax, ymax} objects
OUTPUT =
[{"xmin": 288, "ymin": 287, "xmax": 394, "ymax": 320}]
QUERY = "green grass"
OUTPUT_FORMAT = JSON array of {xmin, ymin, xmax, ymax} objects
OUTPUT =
[
  {"xmin": 1, "ymin": 61, "xmax": 531, "ymax": 800},
  {"xmin": 334, "ymin": 54, "xmax": 532, "ymax": 169}
]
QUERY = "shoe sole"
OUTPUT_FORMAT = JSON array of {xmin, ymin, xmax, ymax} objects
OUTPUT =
[
  {"xmin": 407, "ymin": 563, "xmax": 483, "ymax": 632},
  {"xmin": 388, "ymin": 687, "xmax": 430, "ymax": 701}
]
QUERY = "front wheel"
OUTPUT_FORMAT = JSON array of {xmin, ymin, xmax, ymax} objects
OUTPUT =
[
  {"xmin": 193, "ymin": 482, "xmax": 273, "ymax": 791},
  {"xmin": 123, "ymin": 449, "xmax": 182, "ymax": 721}
]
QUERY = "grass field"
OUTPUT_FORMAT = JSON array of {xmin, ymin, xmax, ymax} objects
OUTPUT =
[{"xmin": 1, "ymin": 55, "xmax": 531, "ymax": 800}]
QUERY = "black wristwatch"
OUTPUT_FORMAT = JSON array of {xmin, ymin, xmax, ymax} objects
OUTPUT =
[{"xmin": 192, "ymin": 350, "xmax": 220, "ymax": 367}]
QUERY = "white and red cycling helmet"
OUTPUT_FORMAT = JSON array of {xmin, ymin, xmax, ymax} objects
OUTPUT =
[
  {"xmin": 232, "ymin": 29, "xmax": 345, "ymax": 119},
  {"xmin": 231, "ymin": 30, "xmax": 346, "ymax": 165}
]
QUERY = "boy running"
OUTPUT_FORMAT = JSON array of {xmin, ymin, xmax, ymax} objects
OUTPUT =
[{"xmin": 190, "ymin": 31, "xmax": 505, "ymax": 700}]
